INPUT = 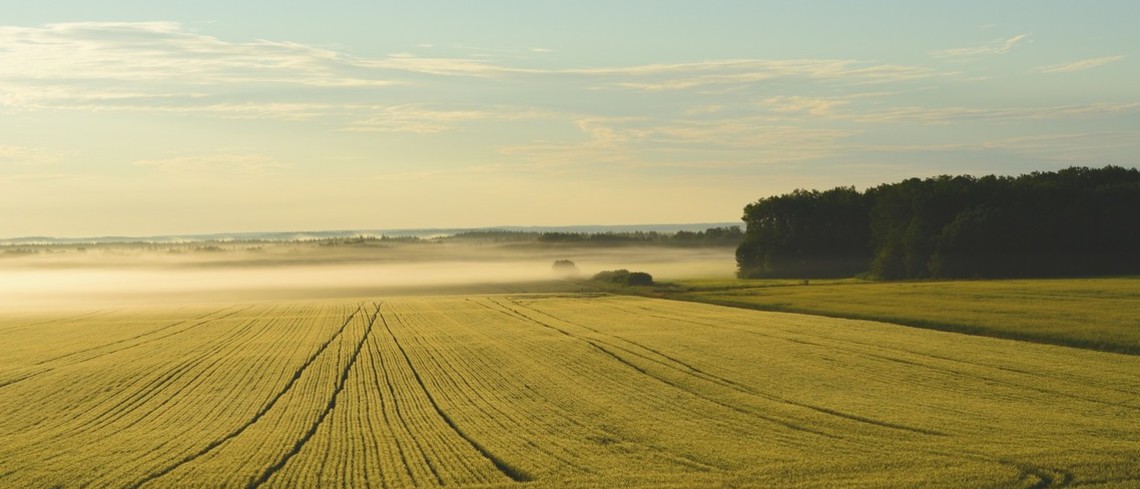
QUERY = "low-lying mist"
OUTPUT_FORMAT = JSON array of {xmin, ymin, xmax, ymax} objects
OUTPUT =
[{"xmin": 0, "ymin": 241, "xmax": 735, "ymax": 309}]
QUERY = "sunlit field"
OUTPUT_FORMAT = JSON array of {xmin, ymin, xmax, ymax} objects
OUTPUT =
[
  {"xmin": 3, "ymin": 242, "xmax": 1139, "ymax": 487},
  {"xmin": 656, "ymin": 278, "xmax": 1140, "ymax": 354},
  {"xmin": 2, "ymin": 294, "xmax": 1138, "ymax": 488}
]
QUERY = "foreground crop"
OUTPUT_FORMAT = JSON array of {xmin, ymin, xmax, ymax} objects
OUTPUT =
[{"xmin": 1, "ymin": 296, "xmax": 1138, "ymax": 487}]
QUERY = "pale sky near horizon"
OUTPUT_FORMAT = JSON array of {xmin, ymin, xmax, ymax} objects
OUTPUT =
[{"xmin": 1, "ymin": 1, "xmax": 1138, "ymax": 238}]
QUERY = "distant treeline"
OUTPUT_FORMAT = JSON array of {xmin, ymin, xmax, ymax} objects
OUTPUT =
[
  {"xmin": 736, "ymin": 166, "xmax": 1140, "ymax": 279},
  {"xmin": 449, "ymin": 227, "xmax": 743, "ymax": 246}
]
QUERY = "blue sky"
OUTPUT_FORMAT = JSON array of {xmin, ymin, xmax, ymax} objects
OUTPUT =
[{"xmin": 1, "ymin": 1, "xmax": 1137, "ymax": 237}]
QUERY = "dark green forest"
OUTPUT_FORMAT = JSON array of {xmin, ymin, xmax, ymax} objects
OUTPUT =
[{"xmin": 736, "ymin": 166, "xmax": 1140, "ymax": 279}]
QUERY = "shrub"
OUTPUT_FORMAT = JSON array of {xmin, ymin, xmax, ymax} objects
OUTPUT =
[
  {"xmin": 592, "ymin": 269, "xmax": 653, "ymax": 286},
  {"xmin": 552, "ymin": 259, "xmax": 579, "ymax": 278}
]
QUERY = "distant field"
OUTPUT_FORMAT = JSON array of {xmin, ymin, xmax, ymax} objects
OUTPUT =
[
  {"xmin": 2, "ymin": 295, "xmax": 1138, "ymax": 488},
  {"xmin": 651, "ymin": 277, "xmax": 1140, "ymax": 354}
]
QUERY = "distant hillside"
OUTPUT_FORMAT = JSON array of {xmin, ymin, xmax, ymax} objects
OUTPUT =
[{"xmin": 1, "ymin": 223, "xmax": 739, "ymax": 246}]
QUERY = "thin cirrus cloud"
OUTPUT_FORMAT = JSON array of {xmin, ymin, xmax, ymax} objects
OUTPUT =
[
  {"xmin": 0, "ymin": 145, "xmax": 64, "ymax": 166},
  {"xmin": 0, "ymin": 19, "xmax": 960, "ymax": 148},
  {"xmin": 496, "ymin": 116, "xmax": 854, "ymax": 175},
  {"xmin": 843, "ymin": 102, "xmax": 1140, "ymax": 124},
  {"xmin": 856, "ymin": 131, "xmax": 1140, "ymax": 162},
  {"xmin": 0, "ymin": 22, "xmax": 397, "ymax": 112},
  {"xmin": 0, "ymin": 22, "xmax": 942, "ymax": 107},
  {"xmin": 1038, "ymin": 55, "xmax": 1126, "ymax": 73},
  {"xmin": 740, "ymin": 97, "xmax": 1140, "ymax": 125},
  {"xmin": 133, "ymin": 153, "xmax": 289, "ymax": 174},
  {"xmin": 930, "ymin": 34, "xmax": 1030, "ymax": 58},
  {"xmin": 0, "ymin": 22, "xmax": 394, "ymax": 85},
  {"xmin": 343, "ymin": 105, "xmax": 547, "ymax": 133},
  {"xmin": 0, "ymin": 20, "xmax": 1134, "ymax": 183}
]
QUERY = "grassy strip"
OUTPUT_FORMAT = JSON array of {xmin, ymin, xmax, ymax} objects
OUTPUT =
[{"xmin": 594, "ymin": 277, "xmax": 1140, "ymax": 355}]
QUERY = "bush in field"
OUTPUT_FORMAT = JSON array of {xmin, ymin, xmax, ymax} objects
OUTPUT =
[
  {"xmin": 552, "ymin": 259, "xmax": 579, "ymax": 278},
  {"xmin": 592, "ymin": 269, "xmax": 653, "ymax": 286}
]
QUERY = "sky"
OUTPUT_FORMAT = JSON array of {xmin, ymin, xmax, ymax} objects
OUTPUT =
[{"xmin": 1, "ymin": 1, "xmax": 1138, "ymax": 238}]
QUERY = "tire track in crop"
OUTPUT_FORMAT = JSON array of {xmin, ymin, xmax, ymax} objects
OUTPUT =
[
  {"xmin": 383, "ymin": 306, "xmax": 546, "ymax": 481},
  {"xmin": 611, "ymin": 299, "xmax": 1140, "ymax": 411},
  {"xmin": 1, "ymin": 307, "xmax": 276, "ymax": 478},
  {"xmin": 393, "ymin": 305, "xmax": 599, "ymax": 477},
  {"xmin": 1071, "ymin": 476, "xmax": 1140, "ymax": 487},
  {"xmin": 246, "ymin": 303, "xmax": 378, "ymax": 489},
  {"xmin": 463, "ymin": 298, "xmax": 786, "ymax": 472},
  {"xmin": 918, "ymin": 449, "xmax": 1079, "ymax": 489},
  {"xmin": 377, "ymin": 308, "xmax": 534, "ymax": 483},
  {"xmin": 467, "ymin": 298, "xmax": 771, "ymax": 452},
  {"xmin": 0, "ymin": 371, "xmax": 45, "ymax": 388},
  {"xmin": 378, "ymin": 351, "xmax": 440, "ymax": 483},
  {"xmin": 466, "ymin": 298, "xmax": 730, "ymax": 432},
  {"xmin": 493, "ymin": 298, "xmax": 812, "ymax": 428},
  {"xmin": 128, "ymin": 305, "xmax": 363, "ymax": 489},
  {"xmin": 0, "ymin": 308, "xmax": 117, "ymax": 335},
  {"xmin": 504, "ymin": 298, "xmax": 944, "ymax": 437},
  {"xmin": 482, "ymin": 298, "xmax": 837, "ymax": 441},
  {"xmin": 100, "ymin": 307, "xmax": 303, "ymax": 442},
  {"xmin": 0, "ymin": 307, "xmax": 247, "ymax": 391},
  {"xmin": 413, "ymin": 301, "xmax": 627, "ymax": 475},
  {"xmin": 93, "ymin": 306, "xmax": 318, "ymax": 485},
  {"xmin": 606, "ymin": 296, "xmax": 1121, "ymax": 424},
  {"xmin": 1023, "ymin": 466, "xmax": 1075, "ymax": 489},
  {"xmin": 368, "ymin": 328, "xmax": 446, "ymax": 487},
  {"xmin": 35, "ymin": 306, "xmax": 242, "ymax": 366},
  {"xmin": 57, "ymin": 307, "xmax": 273, "ymax": 443},
  {"xmin": 362, "ymin": 338, "xmax": 416, "ymax": 488},
  {"xmin": 76, "ymin": 308, "xmax": 313, "ymax": 486}
]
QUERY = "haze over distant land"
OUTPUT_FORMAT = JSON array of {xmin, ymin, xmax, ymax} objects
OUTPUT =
[
  {"xmin": 0, "ymin": 1, "xmax": 1137, "ymax": 237},
  {"xmin": 0, "ymin": 223, "xmax": 738, "ymax": 245}
]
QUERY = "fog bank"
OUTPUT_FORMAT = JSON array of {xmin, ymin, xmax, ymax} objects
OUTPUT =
[{"xmin": 0, "ymin": 243, "xmax": 734, "ymax": 309}]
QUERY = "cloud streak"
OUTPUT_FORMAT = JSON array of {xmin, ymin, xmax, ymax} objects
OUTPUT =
[
  {"xmin": 845, "ymin": 102, "xmax": 1140, "ymax": 124},
  {"xmin": 0, "ymin": 21, "xmax": 945, "ymax": 119},
  {"xmin": 1039, "ymin": 55, "xmax": 1126, "ymax": 73},
  {"xmin": 931, "ymin": 34, "xmax": 1030, "ymax": 58},
  {"xmin": 0, "ymin": 145, "xmax": 64, "ymax": 166},
  {"xmin": 344, "ymin": 105, "xmax": 546, "ymax": 133},
  {"xmin": 134, "ymin": 153, "xmax": 289, "ymax": 174}
]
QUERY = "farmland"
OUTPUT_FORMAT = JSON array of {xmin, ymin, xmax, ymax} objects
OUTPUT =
[
  {"xmin": 650, "ymin": 277, "xmax": 1140, "ymax": 354},
  {"xmin": 2, "ymin": 294, "xmax": 1138, "ymax": 488}
]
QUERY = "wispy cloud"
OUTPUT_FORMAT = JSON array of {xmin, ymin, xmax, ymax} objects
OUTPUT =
[
  {"xmin": 344, "ymin": 105, "xmax": 546, "ymax": 133},
  {"xmin": 856, "ymin": 131, "xmax": 1140, "ymax": 163},
  {"xmin": 758, "ymin": 96, "xmax": 851, "ymax": 117},
  {"xmin": 496, "ymin": 114, "xmax": 854, "ymax": 176},
  {"xmin": 0, "ymin": 21, "xmax": 946, "ymax": 122},
  {"xmin": 0, "ymin": 22, "xmax": 397, "ymax": 114},
  {"xmin": 931, "ymin": 34, "xmax": 1030, "ymax": 58},
  {"xmin": 980, "ymin": 131, "xmax": 1140, "ymax": 161},
  {"xmin": 133, "ymin": 153, "xmax": 288, "ymax": 174},
  {"xmin": 0, "ymin": 22, "xmax": 396, "ymax": 86},
  {"xmin": 844, "ymin": 102, "xmax": 1140, "ymax": 124},
  {"xmin": 592, "ymin": 59, "xmax": 936, "ymax": 91},
  {"xmin": 0, "ymin": 173, "xmax": 92, "ymax": 183},
  {"xmin": 1039, "ymin": 55, "xmax": 1126, "ymax": 73},
  {"xmin": 0, "ymin": 145, "xmax": 64, "ymax": 166}
]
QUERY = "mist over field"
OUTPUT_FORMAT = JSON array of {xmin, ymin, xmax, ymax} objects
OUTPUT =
[{"xmin": 0, "ymin": 242, "xmax": 733, "ymax": 308}]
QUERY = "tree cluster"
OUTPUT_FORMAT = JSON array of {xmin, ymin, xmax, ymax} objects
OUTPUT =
[
  {"xmin": 736, "ymin": 166, "xmax": 1140, "ymax": 279},
  {"xmin": 591, "ymin": 269, "xmax": 654, "ymax": 286},
  {"xmin": 537, "ymin": 227, "xmax": 742, "ymax": 246}
]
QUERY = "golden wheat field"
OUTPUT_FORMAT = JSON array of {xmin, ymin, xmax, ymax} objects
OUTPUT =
[{"xmin": 1, "ymin": 294, "xmax": 1138, "ymax": 488}]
